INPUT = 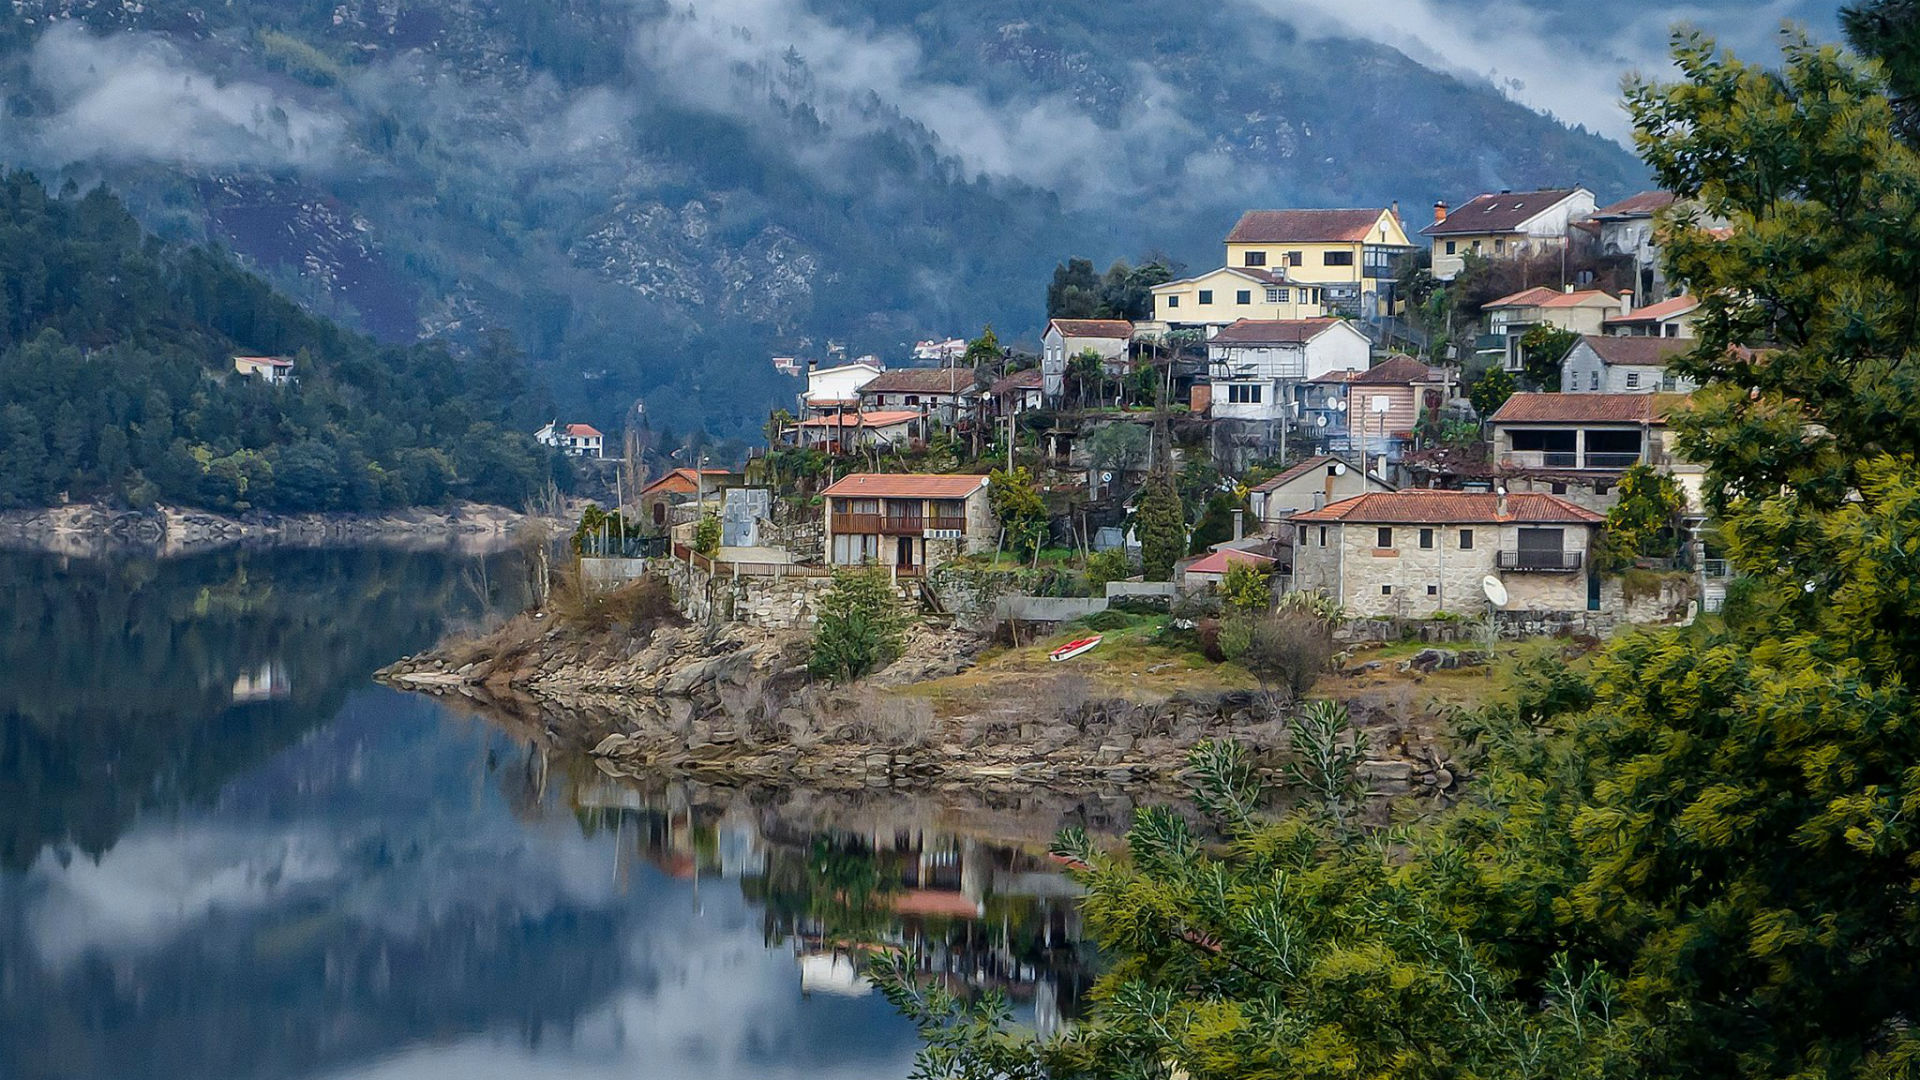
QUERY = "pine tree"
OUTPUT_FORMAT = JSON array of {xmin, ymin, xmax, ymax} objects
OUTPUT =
[{"xmin": 1135, "ymin": 476, "xmax": 1184, "ymax": 582}]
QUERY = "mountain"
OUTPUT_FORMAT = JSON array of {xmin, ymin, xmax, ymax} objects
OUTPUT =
[{"xmin": 0, "ymin": 1, "xmax": 1664, "ymax": 441}]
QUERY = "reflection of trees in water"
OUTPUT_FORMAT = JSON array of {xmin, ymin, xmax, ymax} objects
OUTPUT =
[{"xmin": 0, "ymin": 546, "xmax": 528, "ymax": 869}]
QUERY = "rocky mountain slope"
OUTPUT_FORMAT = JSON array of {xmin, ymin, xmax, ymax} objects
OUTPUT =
[{"xmin": 0, "ymin": 0, "xmax": 1682, "ymax": 440}]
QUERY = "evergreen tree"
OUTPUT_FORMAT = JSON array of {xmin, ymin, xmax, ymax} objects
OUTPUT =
[
  {"xmin": 1045, "ymin": 258, "xmax": 1103, "ymax": 319},
  {"xmin": 808, "ymin": 566, "xmax": 907, "ymax": 683},
  {"xmin": 1135, "ymin": 476, "xmax": 1185, "ymax": 582},
  {"xmin": 1844, "ymin": 0, "xmax": 1920, "ymax": 140}
]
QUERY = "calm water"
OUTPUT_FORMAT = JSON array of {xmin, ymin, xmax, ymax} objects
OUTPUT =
[{"xmin": 0, "ymin": 547, "xmax": 1105, "ymax": 1080}]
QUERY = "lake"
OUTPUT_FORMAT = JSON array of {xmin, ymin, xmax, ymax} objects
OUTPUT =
[{"xmin": 0, "ymin": 546, "xmax": 1120, "ymax": 1080}]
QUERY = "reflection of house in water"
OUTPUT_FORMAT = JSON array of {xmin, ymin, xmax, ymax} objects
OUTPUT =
[{"xmin": 230, "ymin": 660, "xmax": 290, "ymax": 704}]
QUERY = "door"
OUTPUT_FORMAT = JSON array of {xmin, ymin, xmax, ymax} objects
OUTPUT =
[{"xmin": 896, "ymin": 536, "xmax": 916, "ymax": 569}]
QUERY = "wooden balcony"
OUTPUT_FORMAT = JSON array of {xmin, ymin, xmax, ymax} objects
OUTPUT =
[{"xmin": 833, "ymin": 514, "xmax": 967, "ymax": 536}]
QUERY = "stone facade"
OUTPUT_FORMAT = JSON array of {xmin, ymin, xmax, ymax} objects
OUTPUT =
[
  {"xmin": 659, "ymin": 556, "xmax": 916, "ymax": 631},
  {"xmin": 1292, "ymin": 519, "xmax": 1593, "ymax": 618}
]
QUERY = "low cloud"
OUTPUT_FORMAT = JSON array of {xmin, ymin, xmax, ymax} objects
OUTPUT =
[{"xmin": 14, "ymin": 23, "xmax": 346, "ymax": 169}]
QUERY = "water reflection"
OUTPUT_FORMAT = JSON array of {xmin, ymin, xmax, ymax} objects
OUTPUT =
[{"xmin": 0, "ymin": 546, "xmax": 1125, "ymax": 1080}]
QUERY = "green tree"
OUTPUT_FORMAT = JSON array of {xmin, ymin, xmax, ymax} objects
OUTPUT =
[
  {"xmin": 987, "ymin": 466, "xmax": 1047, "ymax": 558},
  {"xmin": 693, "ymin": 511, "xmax": 722, "ymax": 556},
  {"xmin": 808, "ymin": 566, "xmax": 907, "ymax": 683},
  {"xmin": 1083, "ymin": 547, "xmax": 1133, "ymax": 592},
  {"xmin": 1599, "ymin": 464, "xmax": 1685, "ymax": 568},
  {"xmin": 1045, "ymin": 257, "xmax": 1103, "ymax": 319},
  {"xmin": 1468, "ymin": 363, "xmax": 1518, "ymax": 419},
  {"xmin": 1518, "ymin": 325, "xmax": 1578, "ymax": 389},
  {"xmin": 1085, "ymin": 422, "xmax": 1148, "ymax": 484},
  {"xmin": 1135, "ymin": 475, "xmax": 1185, "ymax": 582},
  {"xmin": 1099, "ymin": 259, "xmax": 1173, "ymax": 321},
  {"xmin": 1843, "ymin": 0, "xmax": 1920, "ymax": 140},
  {"xmin": 1066, "ymin": 347, "xmax": 1105, "ymax": 409},
  {"xmin": 1219, "ymin": 559, "xmax": 1271, "ymax": 613}
]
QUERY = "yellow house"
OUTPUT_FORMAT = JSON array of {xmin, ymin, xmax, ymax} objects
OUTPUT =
[
  {"xmin": 1152, "ymin": 267, "xmax": 1328, "ymax": 329},
  {"xmin": 1221, "ymin": 208, "xmax": 1415, "ymax": 316}
]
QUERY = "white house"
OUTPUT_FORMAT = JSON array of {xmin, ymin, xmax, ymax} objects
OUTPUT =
[
  {"xmin": 1560, "ymin": 335, "xmax": 1696, "ymax": 394},
  {"xmin": 856, "ymin": 368, "xmax": 980, "ymax": 426},
  {"xmin": 1205, "ymin": 318, "xmax": 1371, "ymax": 423},
  {"xmin": 1604, "ymin": 295, "xmax": 1698, "ymax": 339},
  {"xmin": 233, "ymin": 355, "xmax": 294, "ymax": 385},
  {"xmin": 1420, "ymin": 188, "xmax": 1599, "ymax": 281},
  {"xmin": 1481, "ymin": 287, "xmax": 1624, "ymax": 371},
  {"xmin": 1040, "ymin": 319, "xmax": 1133, "ymax": 400},
  {"xmin": 1249, "ymin": 454, "xmax": 1391, "ymax": 528},
  {"xmin": 535, "ymin": 421, "xmax": 605, "ymax": 457},
  {"xmin": 803, "ymin": 360, "xmax": 885, "ymax": 416}
]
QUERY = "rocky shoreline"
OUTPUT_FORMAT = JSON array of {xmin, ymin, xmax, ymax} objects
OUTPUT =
[
  {"xmin": 378, "ymin": 604, "xmax": 1465, "ymax": 799},
  {"xmin": 0, "ymin": 501, "xmax": 530, "ymax": 557}
]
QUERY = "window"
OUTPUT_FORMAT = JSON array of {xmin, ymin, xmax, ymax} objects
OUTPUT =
[
  {"xmin": 1471, "ymin": 240, "xmax": 1482, "ymax": 253},
  {"xmin": 1419, "ymin": 528, "xmax": 1435, "ymax": 549},
  {"xmin": 1166, "ymin": 295, "xmax": 1180, "ymax": 309},
  {"xmin": 1287, "ymin": 251, "xmax": 1303, "ymax": 266},
  {"xmin": 1459, "ymin": 528, "xmax": 1474, "ymax": 550},
  {"xmin": 904, "ymin": 395, "xmax": 920, "ymax": 405},
  {"xmin": 1244, "ymin": 251, "xmax": 1267, "ymax": 266},
  {"xmin": 1198, "ymin": 289, "xmax": 1214, "ymax": 305},
  {"xmin": 1227, "ymin": 383, "xmax": 1264, "ymax": 404},
  {"xmin": 1625, "ymin": 372, "xmax": 1641, "ymax": 389},
  {"xmin": 1376, "ymin": 527, "xmax": 1394, "ymax": 549},
  {"xmin": 1266, "ymin": 287, "xmax": 1290, "ymax": 303},
  {"xmin": 1589, "ymin": 371, "xmax": 1600, "ymax": 390},
  {"xmin": 1381, "ymin": 585, "xmax": 1393, "ymax": 595},
  {"xmin": 1323, "ymin": 250, "xmax": 1354, "ymax": 267},
  {"xmin": 1236, "ymin": 289, "xmax": 1252, "ymax": 305},
  {"xmin": 1595, "ymin": 483, "xmax": 1610, "ymax": 496},
  {"xmin": 1550, "ymin": 482, "xmax": 1567, "ymax": 494},
  {"xmin": 1319, "ymin": 526, "xmax": 1328, "ymax": 547},
  {"xmin": 1663, "ymin": 324, "xmax": 1679, "ymax": 338},
  {"xmin": 1427, "ymin": 585, "xmax": 1439, "ymax": 596},
  {"xmin": 1661, "ymin": 372, "xmax": 1679, "ymax": 392},
  {"xmin": 1494, "ymin": 238, "xmax": 1505, "ymax": 253},
  {"xmin": 1445, "ymin": 240, "xmax": 1457, "ymax": 255}
]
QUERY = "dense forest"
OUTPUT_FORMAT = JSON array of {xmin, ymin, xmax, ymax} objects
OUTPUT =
[{"xmin": 0, "ymin": 171, "xmax": 564, "ymax": 512}]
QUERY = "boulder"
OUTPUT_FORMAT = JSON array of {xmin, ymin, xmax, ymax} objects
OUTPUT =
[{"xmin": 1400, "ymin": 648, "xmax": 1460, "ymax": 674}]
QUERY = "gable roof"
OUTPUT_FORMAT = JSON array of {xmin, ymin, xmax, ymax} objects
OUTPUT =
[
  {"xmin": 1573, "ymin": 334, "xmax": 1691, "ymax": 368},
  {"xmin": 1350, "ymin": 355, "xmax": 1440, "ymax": 385},
  {"xmin": 1209, "ymin": 318, "xmax": 1346, "ymax": 346},
  {"xmin": 1490, "ymin": 392, "xmax": 1685, "ymax": 424},
  {"xmin": 1254, "ymin": 455, "xmax": 1342, "ymax": 492},
  {"xmin": 1422, "ymin": 188, "xmax": 1584, "ymax": 236},
  {"xmin": 1185, "ymin": 548, "xmax": 1276, "ymax": 575},
  {"xmin": 1593, "ymin": 191, "xmax": 1677, "ymax": 220},
  {"xmin": 794, "ymin": 410, "xmax": 924, "ymax": 429},
  {"xmin": 1604, "ymin": 296, "xmax": 1698, "ymax": 325},
  {"xmin": 990, "ymin": 368, "xmax": 1044, "ymax": 394},
  {"xmin": 563, "ymin": 423, "xmax": 603, "ymax": 438},
  {"xmin": 1225, "ymin": 209, "xmax": 1390, "ymax": 245},
  {"xmin": 1155, "ymin": 266, "xmax": 1295, "ymax": 289},
  {"xmin": 1047, "ymin": 318, "xmax": 1134, "ymax": 340},
  {"xmin": 821, "ymin": 473, "xmax": 989, "ymax": 499},
  {"xmin": 1291, "ymin": 490, "xmax": 1603, "ymax": 525},
  {"xmin": 235, "ymin": 355, "xmax": 294, "ymax": 368},
  {"xmin": 639, "ymin": 468, "xmax": 734, "ymax": 496},
  {"xmin": 859, "ymin": 368, "xmax": 977, "ymax": 395},
  {"xmin": 1484, "ymin": 287, "xmax": 1620, "ymax": 310}
]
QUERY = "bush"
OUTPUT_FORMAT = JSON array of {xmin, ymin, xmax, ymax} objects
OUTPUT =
[
  {"xmin": 1220, "ymin": 561, "xmax": 1273, "ymax": 613},
  {"xmin": 809, "ymin": 567, "xmax": 908, "ymax": 683},
  {"xmin": 694, "ymin": 511, "xmax": 722, "ymax": 556},
  {"xmin": 1217, "ymin": 616, "xmax": 1254, "ymax": 661},
  {"xmin": 1085, "ymin": 548, "xmax": 1135, "ymax": 592},
  {"xmin": 1243, "ymin": 612, "xmax": 1336, "ymax": 700},
  {"xmin": 1078, "ymin": 609, "xmax": 1142, "ymax": 633}
]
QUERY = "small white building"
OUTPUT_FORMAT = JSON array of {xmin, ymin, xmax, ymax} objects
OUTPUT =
[
  {"xmin": 1040, "ymin": 319, "xmax": 1133, "ymax": 400},
  {"xmin": 535, "ymin": 421, "xmax": 605, "ymax": 457},
  {"xmin": 1420, "ymin": 187, "xmax": 1599, "ymax": 281},
  {"xmin": 1249, "ymin": 455, "xmax": 1391, "ymax": 529},
  {"xmin": 1560, "ymin": 336, "xmax": 1696, "ymax": 395},
  {"xmin": 1205, "ymin": 318, "xmax": 1371, "ymax": 423},
  {"xmin": 233, "ymin": 355, "xmax": 294, "ymax": 385},
  {"xmin": 802, "ymin": 361, "xmax": 885, "ymax": 416}
]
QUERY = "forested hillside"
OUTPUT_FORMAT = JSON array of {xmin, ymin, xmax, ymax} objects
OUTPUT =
[
  {"xmin": 0, "ymin": 172, "xmax": 561, "ymax": 512},
  {"xmin": 0, "ymin": 0, "xmax": 1657, "ymax": 440}
]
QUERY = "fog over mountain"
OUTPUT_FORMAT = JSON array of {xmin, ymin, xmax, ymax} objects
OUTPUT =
[{"xmin": 0, "ymin": 1, "xmax": 1842, "ymax": 440}]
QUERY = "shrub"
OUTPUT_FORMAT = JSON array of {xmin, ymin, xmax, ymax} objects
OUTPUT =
[
  {"xmin": 1135, "ymin": 476, "xmax": 1186, "ymax": 581},
  {"xmin": 1084, "ymin": 548, "xmax": 1135, "ymax": 592},
  {"xmin": 1243, "ymin": 612, "xmax": 1336, "ymax": 700},
  {"xmin": 809, "ymin": 567, "xmax": 908, "ymax": 683},
  {"xmin": 1220, "ymin": 561, "xmax": 1273, "ymax": 613},
  {"xmin": 1217, "ymin": 615, "xmax": 1254, "ymax": 661},
  {"xmin": 694, "ymin": 511, "xmax": 722, "ymax": 556}
]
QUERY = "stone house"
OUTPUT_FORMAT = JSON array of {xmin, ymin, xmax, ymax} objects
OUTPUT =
[
  {"xmin": 856, "ymin": 368, "xmax": 980, "ymax": 426},
  {"xmin": 637, "ymin": 467, "xmax": 744, "ymax": 528},
  {"xmin": 1290, "ymin": 490, "xmax": 1604, "ymax": 618},
  {"xmin": 1041, "ymin": 318, "xmax": 1133, "ymax": 400},
  {"xmin": 820, "ymin": 473, "xmax": 995, "ymax": 574},
  {"xmin": 1560, "ymin": 335, "xmax": 1697, "ymax": 394}
]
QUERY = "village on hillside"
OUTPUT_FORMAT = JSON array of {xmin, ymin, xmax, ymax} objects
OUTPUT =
[{"xmin": 549, "ymin": 187, "xmax": 1727, "ymax": 640}]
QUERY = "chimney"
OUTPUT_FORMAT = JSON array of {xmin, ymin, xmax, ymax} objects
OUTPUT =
[
  {"xmin": 1496, "ymin": 486, "xmax": 1509, "ymax": 518},
  {"xmin": 1433, "ymin": 200, "xmax": 1448, "ymax": 224},
  {"xmin": 1231, "ymin": 508, "xmax": 1244, "ymax": 542},
  {"xmin": 1391, "ymin": 200, "xmax": 1401, "ymax": 220},
  {"xmin": 1312, "ymin": 492, "xmax": 1327, "ymax": 510},
  {"xmin": 807, "ymin": 358, "xmax": 818, "ymax": 373},
  {"xmin": 1620, "ymin": 290, "xmax": 1634, "ymax": 317},
  {"xmin": 1564, "ymin": 283, "xmax": 1575, "ymax": 294}
]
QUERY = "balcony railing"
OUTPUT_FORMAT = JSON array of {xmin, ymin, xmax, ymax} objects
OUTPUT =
[
  {"xmin": 833, "ymin": 513, "xmax": 967, "ymax": 537},
  {"xmin": 1502, "ymin": 450, "xmax": 1644, "ymax": 470},
  {"xmin": 1497, "ymin": 550, "xmax": 1585, "ymax": 572},
  {"xmin": 1582, "ymin": 451, "xmax": 1644, "ymax": 469}
]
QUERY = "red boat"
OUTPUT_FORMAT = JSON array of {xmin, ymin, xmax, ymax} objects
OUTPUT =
[{"xmin": 1048, "ymin": 635, "xmax": 1103, "ymax": 662}]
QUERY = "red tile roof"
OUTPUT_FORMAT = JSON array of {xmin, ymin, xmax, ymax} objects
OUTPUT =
[
  {"xmin": 1593, "ymin": 191, "xmax": 1677, "ymax": 219},
  {"xmin": 1208, "ymin": 318, "xmax": 1345, "ymax": 345},
  {"xmin": 1604, "ymin": 296, "xmax": 1698, "ymax": 325},
  {"xmin": 1422, "ymin": 188, "xmax": 1584, "ymax": 236},
  {"xmin": 564, "ymin": 423, "xmax": 603, "ymax": 438},
  {"xmin": 1351, "ymin": 355, "xmax": 1441, "ymax": 385},
  {"xmin": 859, "ymin": 368, "xmax": 977, "ymax": 395},
  {"xmin": 990, "ymin": 368, "xmax": 1044, "ymax": 394},
  {"xmin": 1225, "ymin": 208, "xmax": 1391, "ymax": 244},
  {"xmin": 1290, "ymin": 490, "xmax": 1603, "ymax": 525},
  {"xmin": 1573, "ymin": 334, "xmax": 1691, "ymax": 367},
  {"xmin": 794, "ymin": 410, "xmax": 924, "ymax": 429},
  {"xmin": 821, "ymin": 473, "xmax": 989, "ymax": 499},
  {"xmin": 1490, "ymin": 392, "xmax": 1685, "ymax": 424},
  {"xmin": 639, "ymin": 468, "xmax": 733, "ymax": 496},
  {"xmin": 1484, "ymin": 287, "xmax": 1619, "ymax": 310},
  {"xmin": 1185, "ymin": 548, "xmax": 1276, "ymax": 574},
  {"xmin": 1048, "ymin": 319, "xmax": 1134, "ymax": 339}
]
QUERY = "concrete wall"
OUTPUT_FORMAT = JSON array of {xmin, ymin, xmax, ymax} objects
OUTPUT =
[{"xmin": 581, "ymin": 557, "xmax": 652, "ymax": 592}]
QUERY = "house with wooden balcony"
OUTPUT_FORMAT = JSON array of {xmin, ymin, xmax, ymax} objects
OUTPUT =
[
  {"xmin": 791, "ymin": 410, "xmax": 926, "ymax": 452},
  {"xmin": 1487, "ymin": 392, "xmax": 1702, "ymax": 512},
  {"xmin": 820, "ymin": 473, "xmax": 995, "ymax": 574},
  {"xmin": 1289, "ymin": 490, "xmax": 1603, "ymax": 617}
]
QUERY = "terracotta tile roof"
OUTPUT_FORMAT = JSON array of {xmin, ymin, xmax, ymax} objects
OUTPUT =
[
  {"xmin": 1490, "ymin": 392, "xmax": 1686, "ymax": 424},
  {"xmin": 234, "ymin": 355, "xmax": 294, "ymax": 367},
  {"xmin": 821, "ymin": 473, "xmax": 989, "ymax": 499},
  {"xmin": 795, "ymin": 410, "xmax": 924, "ymax": 429},
  {"xmin": 1604, "ymin": 296, "xmax": 1698, "ymax": 325},
  {"xmin": 1309, "ymin": 369, "xmax": 1361, "ymax": 384},
  {"xmin": 990, "ymin": 368, "xmax": 1044, "ymax": 394},
  {"xmin": 1484, "ymin": 287, "xmax": 1619, "ymax": 310},
  {"xmin": 639, "ymin": 468, "xmax": 733, "ymax": 496},
  {"xmin": 1253, "ymin": 455, "xmax": 1343, "ymax": 492},
  {"xmin": 1422, "ymin": 188, "xmax": 1584, "ymax": 236},
  {"xmin": 1573, "ymin": 334, "xmax": 1691, "ymax": 367},
  {"xmin": 1593, "ymin": 191, "xmax": 1677, "ymax": 219},
  {"xmin": 1048, "ymin": 318, "xmax": 1134, "ymax": 339},
  {"xmin": 564, "ymin": 423, "xmax": 603, "ymax": 438},
  {"xmin": 1185, "ymin": 548, "xmax": 1276, "ymax": 574},
  {"xmin": 858, "ymin": 368, "xmax": 977, "ymax": 395},
  {"xmin": 1290, "ymin": 490, "xmax": 1603, "ymax": 525},
  {"xmin": 1225, "ymin": 208, "xmax": 1390, "ymax": 244},
  {"xmin": 1351, "ymin": 355, "xmax": 1441, "ymax": 385},
  {"xmin": 1209, "ymin": 318, "xmax": 1345, "ymax": 345}
]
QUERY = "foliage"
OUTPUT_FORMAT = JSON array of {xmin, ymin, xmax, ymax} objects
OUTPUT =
[
  {"xmin": 963, "ymin": 325, "xmax": 1002, "ymax": 372},
  {"xmin": 1218, "ymin": 560, "xmax": 1272, "ymax": 613},
  {"xmin": 1047, "ymin": 257, "xmax": 1173, "ymax": 322},
  {"xmin": 1468, "ymin": 363, "xmax": 1518, "ymax": 419},
  {"xmin": 1277, "ymin": 588, "xmax": 1347, "ymax": 624},
  {"xmin": 1065, "ymin": 347, "xmax": 1107, "ymax": 409},
  {"xmin": 1083, "ymin": 548, "xmax": 1135, "ymax": 592},
  {"xmin": 807, "ymin": 566, "xmax": 907, "ymax": 684},
  {"xmin": 693, "ymin": 511, "xmax": 722, "ymax": 556},
  {"xmin": 1518, "ymin": 325, "xmax": 1579, "ymax": 389},
  {"xmin": 1085, "ymin": 422, "xmax": 1149, "ymax": 483},
  {"xmin": 1243, "ymin": 611, "xmax": 1335, "ymax": 700},
  {"xmin": 1843, "ymin": 0, "xmax": 1920, "ymax": 141},
  {"xmin": 569, "ymin": 505, "xmax": 645, "ymax": 554},
  {"xmin": 1599, "ymin": 464, "xmax": 1685, "ymax": 569},
  {"xmin": 987, "ymin": 466, "xmax": 1048, "ymax": 558},
  {"xmin": 1045, "ymin": 257, "xmax": 1104, "ymax": 319},
  {"xmin": 1284, "ymin": 699, "xmax": 1369, "ymax": 817},
  {"xmin": 1134, "ymin": 476, "xmax": 1185, "ymax": 582},
  {"xmin": 1187, "ymin": 490, "xmax": 1248, "ymax": 555}
]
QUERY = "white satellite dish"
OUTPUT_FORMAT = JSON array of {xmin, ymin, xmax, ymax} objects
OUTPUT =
[
  {"xmin": 1332, "ymin": 462, "xmax": 1347, "ymax": 475},
  {"xmin": 1482, "ymin": 575, "xmax": 1509, "ymax": 608},
  {"xmin": 1335, "ymin": 399, "xmax": 1348, "ymax": 411},
  {"xmin": 1316, "ymin": 414, "xmax": 1328, "ymax": 428}
]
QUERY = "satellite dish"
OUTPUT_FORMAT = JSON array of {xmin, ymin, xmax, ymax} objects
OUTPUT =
[
  {"xmin": 1482, "ymin": 575, "xmax": 1509, "ymax": 608},
  {"xmin": 1335, "ymin": 399, "xmax": 1348, "ymax": 411},
  {"xmin": 1316, "ymin": 414, "xmax": 1328, "ymax": 428},
  {"xmin": 1332, "ymin": 462, "xmax": 1347, "ymax": 475}
]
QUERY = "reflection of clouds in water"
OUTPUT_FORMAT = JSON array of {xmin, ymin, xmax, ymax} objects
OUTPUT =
[{"xmin": 26, "ymin": 826, "xmax": 344, "ymax": 968}]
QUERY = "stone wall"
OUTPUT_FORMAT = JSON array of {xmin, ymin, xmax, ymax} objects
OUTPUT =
[
  {"xmin": 580, "ymin": 557, "xmax": 652, "ymax": 592},
  {"xmin": 659, "ymin": 556, "xmax": 915, "ymax": 631}
]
